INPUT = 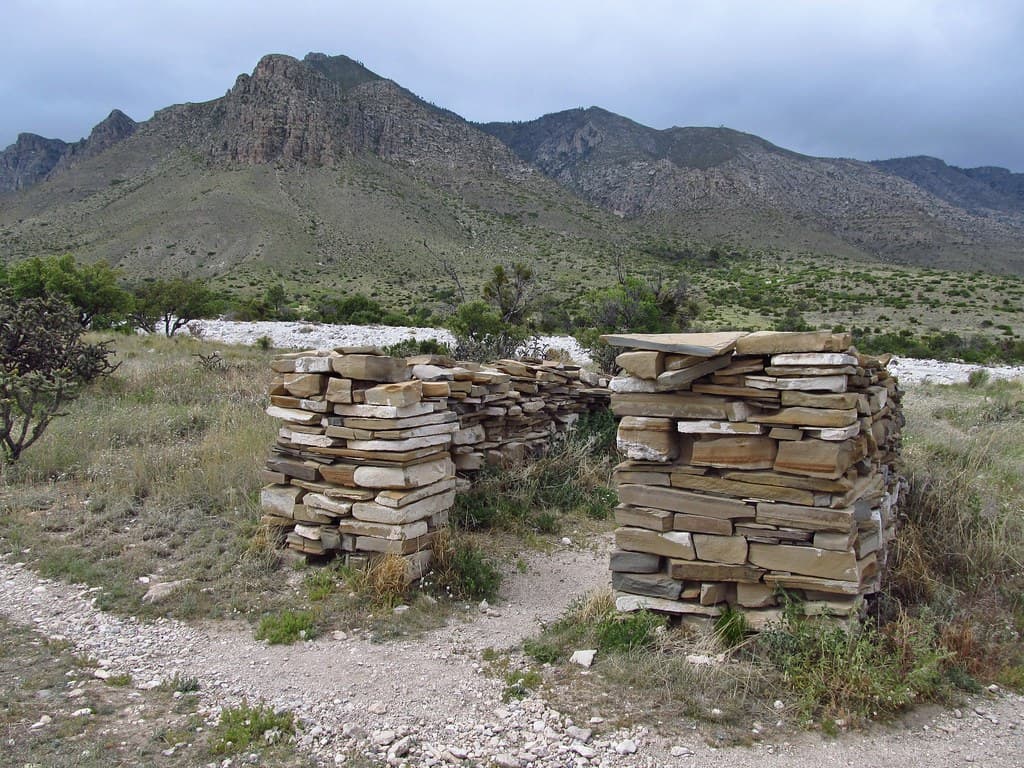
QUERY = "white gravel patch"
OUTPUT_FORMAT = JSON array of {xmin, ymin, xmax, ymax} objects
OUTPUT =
[
  {"xmin": 192, "ymin": 320, "xmax": 1024, "ymax": 386},
  {"xmin": 191, "ymin": 319, "xmax": 594, "ymax": 366},
  {"xmin": 887, "ymin": 357, "xmax": 1024, "ymax": 385}
]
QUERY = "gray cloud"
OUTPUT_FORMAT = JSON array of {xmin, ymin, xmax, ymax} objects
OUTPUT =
[{"xmin": 2, "ymin": 0, "xmax": 1021, "ymax": 170}]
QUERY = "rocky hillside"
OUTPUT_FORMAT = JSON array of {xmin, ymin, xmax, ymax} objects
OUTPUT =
[
  {"xmin": 2, "ymin": 52, "xmax": 1023, "ymax": 287},
  {"xmin": 481, "ymin": 108, "xmax": 1024, "ymax": 273}
]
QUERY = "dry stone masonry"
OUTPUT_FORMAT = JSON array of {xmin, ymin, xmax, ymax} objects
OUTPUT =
[
  {"xmin": 606, "ymin": 331, "xmax": 904, "ymax": 627},
  {"xmin": 260, "ymin": 347, "xmax": 608, "ymax": 576}
]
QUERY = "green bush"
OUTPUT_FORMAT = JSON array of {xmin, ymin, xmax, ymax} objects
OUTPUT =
[{"xmin": 430, "ymin": 533, "xmax": 502, "ymax": 601}]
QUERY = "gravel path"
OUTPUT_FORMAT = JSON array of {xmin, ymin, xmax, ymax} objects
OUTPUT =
[{"xmin": 2, "ymin": 544, "xmax": 1021, "ymax": 768}]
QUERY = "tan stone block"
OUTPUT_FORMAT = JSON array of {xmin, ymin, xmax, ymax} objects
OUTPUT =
[
  {"xmin": 615, "ymin": 592, "xmax": 723, "ymax": 616},
  {"xmin": 618, "ymin": 485, "xmax": 752, "ymax": 519},
  {"xmin": 677, "ymin": 420, "xmax": 764, "ymax": 435},
  {"xmin": 332, "ymin": 354, "xmax": 410, "ymax": 382},
  {"xmin": 690, "ymin": 436, "xmax": 777, "ymax": 469},
  {"xmin": 774, "ymin": 439, "xmax": 857, "ymax": 480},
  {"xmin": 355, "ymin": 531, "xmax": 435, "ymax": 555},
  {"xmin": 352, "ymin": 457, "xmax": 454, "ymax": 489},
  {"xmin": 736, "ymin": 581, "xmax": 777, "ymax": 608},
  {"xmin": 336, "ymin": 519, "xmax": 429, "ymax": 540},
  {"xmin": 672, "ymin": 514, "xmax": 733, "ymax": 535},
  {"xmin": 655, "ymin": 354, "xmax": 733, "ymax": 390},
  {"xmin": 745, "ymin": 375, "xmax": 849, "ymax": 393},
  {"xmin": 374, "ymin": 478, "xmax": 456, "ymax": 509},
  {"xmin": 346, "ymin": 433, "xmax": 452, "ymax": 453},
  {"xmin": 617, "ymin": 418, "xmax": 679, "ymax": 462},
  {"xmin": 611, "ymin": 393, "xmax": 729, "ymax": 419},
  {"xmin": 692, "ymin": 534, "xmax": 749, "ymax": 565},
  {"xmin": 771, "ymin": 352, "xmax": 859, "ymax": 367},
  {"xmin": 260, "ymin": 484, "xmax": 304, "ymax": 517},
  {"xmin": 780, "ymin": 390, "xmax": 862, "ymax": 409},
  {"xmin": 303, "ymin": 493, "xmax": 353, "ymax": 516},
  {"xmin": 601, "ymin": 331, "xmax": 745, "ymax": 357},
  {"xmin": 734, "ymin": 331, "xmax": 852, "ymax": 356},
  {"xmin": 748, "ymin": 407, "xmax": 858, "ymax": 428},
  {"xmin": 293, "ymin": 355, "xmax": 335, "ymax": 373},
  {"xmin": 364, "ymin": 379, "xmax": 422, "ymax": 407},
  {"xmin": 283, "ymin": 373, "xmax": 326, "ymax": 398},
  {"xmin": 748, "ymin": 543, "xmax": 860, "ymax": 581},
  {"xmin": 670, "ymin": 471, "xmax": 818, "ymax": 505},
  {"xmin": 612, "ymin": 572, "xmax": 683, "ymax": 600},
  {"xmin": 615, "ymin": 350, "xmax": 665, "ymax": 379},
  {"xmin": 755, "ymin": 502, "xmax": 856, "ymax": 532},
  {"xmin": 352, "ymin": 489, "xmax": 452, "ymax": 528},
  {"xmin": 265, "ymin": 405, "xmax": 322, "ymax": 425},
  {"xmin": 668, "ymin": 560, "xmax": 765, "ymax": 582},
  {"xmin": 614, "ymin": 505, "xmax": 674, "ymax": 532},
  {"xmin": 699, "ymin": 582, "xmax": 735, "ymax": 606},
  {"xmin": 615, "ymin": 527, "xmax": 696, "ymax": 560},
  {"xmin": 762, "ymin": 573, "xmax": 862, "ymax": 595},
  {"xmin": 421, "ymin": 381, "xmax": 450, "ymax": 398}
]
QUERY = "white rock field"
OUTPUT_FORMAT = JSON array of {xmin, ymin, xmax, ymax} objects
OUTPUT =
[{"xmin": 191, "ymin": 319, "xmax": 1024, "ymax": 386}]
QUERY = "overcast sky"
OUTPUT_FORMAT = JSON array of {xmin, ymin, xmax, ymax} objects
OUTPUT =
[{"xmin": 2, "ymin": 1, "xmax": 1022, "ymax": 170}]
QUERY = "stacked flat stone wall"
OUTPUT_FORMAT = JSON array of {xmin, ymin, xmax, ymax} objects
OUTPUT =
[
  {"xmin": 606, "ymin": 331, "xmax": 903, "ymax": 627},
  {"xmin": 259, "ymin": 348, "xmax": 609, "ymax": 578}
]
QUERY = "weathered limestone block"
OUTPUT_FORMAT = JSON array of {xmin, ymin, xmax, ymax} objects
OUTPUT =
[
  {"xmin": 619, "ymin": 484, "xmax": 753, "ymax": 519},
  {"xmin": 690, "ymin": 436, "xmax": 777, "ymax": 470},
  {"xmin": 283, "ymin": 373, "xmax": 326, "ymax": 398},
  {"xmin": 363, "ymin": 380, "xmax": 423, "ymax": 407},
  {"xmin": 692, "ymin": 534, "xmax": 749, "ymax": 565},
  {"xmin": 748, "ymin": 543, "xmax": 859, "ymax": 581},
  {"xmin": 616, "ymin": 416, "xmax": 679, "ymax": 462},
  {"xmin": 332, "ymin": 354, "xmax": 411, "ymax": 382},
  {"xmin": 609, "ymin": 550, "xmax": 662, "ymax": 573},
  {"xmin": 615, "ymin": 527, "xmax": 696, "ymax": 560},
  {"xmin": 615, "ymin": 350, "xmax": 664, "ymax": 380},
  {"xmin": 612, "ymin": 572, "xmax": 683, "ymax": 600},
  {"xmin": 352, "ymin": 457, "xmax": 454, "ymax": 489},
  {"xmin": 614, "ymin": 505, "xmax": 674, "ymax": 531},
  {"xmin": 352, "ymin": 490, "xmax": 456, "ymax": 524}
]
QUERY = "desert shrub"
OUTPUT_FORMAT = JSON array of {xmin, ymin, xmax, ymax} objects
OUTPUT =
[
  {"xmin": 382, "ymin": 337, "xmax": 452, "ymax": 358},
  {"xmin": 0, "ymin": 289, "xmax": 117, "ymax": 463}
]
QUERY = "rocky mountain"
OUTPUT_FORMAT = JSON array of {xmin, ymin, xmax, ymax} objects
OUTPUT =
[
  {"xmin": 481, "ymin": 108, "xmax": 1024, "ymax": 273},
  {"xmin": 0, "ymin": 109, "xmax": 136, "ymax": 192},
  {"xmin": 872, "ymin": 156, "xmax": 1024, "ymax": 214},
  {"xmin": 0, "ymin": 54, "xmax": 619, "ymax": 306},
  {"xmin": 1, "ymin": 51, "xmax": 1023, "ymax": 295}
]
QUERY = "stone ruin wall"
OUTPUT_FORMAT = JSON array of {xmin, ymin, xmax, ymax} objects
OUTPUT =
[
  {"xmin": 259, "ymin": 331, "xmax": 904, "ymax": 625},
  {"xmin": 259, "ymin": 348, "xmax": 609, "ymax": 579},
  {"xmin": 606, "ymin": 330, "xmax": 904, "ymax": 628}
]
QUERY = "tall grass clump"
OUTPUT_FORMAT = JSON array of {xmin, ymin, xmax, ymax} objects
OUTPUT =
[
  {"xmin": 887, "ymin": 379, "xmax": 1024, "ymax": 690},
  {"xmin": 451, "ymin": 409, "xmax": 617, "ymax": 533}
]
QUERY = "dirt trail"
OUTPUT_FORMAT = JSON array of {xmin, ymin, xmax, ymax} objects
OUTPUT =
[{"xmin": 1, "ymin": 544, "xmax": 1021, "ymax": 767}]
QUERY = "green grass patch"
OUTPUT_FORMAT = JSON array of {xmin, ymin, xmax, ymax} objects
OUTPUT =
[
  {"xmin": 210, "ymin": 701, "xmax": 294, "ymax": 755},
  {"xmin": 255, "ymin": 610, "xmax": 317, "ymax": 645}
]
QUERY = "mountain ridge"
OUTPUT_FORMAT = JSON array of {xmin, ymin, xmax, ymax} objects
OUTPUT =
[{"xmin": 1, "ymin": 51, "xmax": 1022, "ymax": 282}]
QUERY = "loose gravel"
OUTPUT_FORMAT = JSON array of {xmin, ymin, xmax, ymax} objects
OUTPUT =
[{"xmin": 2, "ymin": 545, "xmax": 1021, "ymax": 768}]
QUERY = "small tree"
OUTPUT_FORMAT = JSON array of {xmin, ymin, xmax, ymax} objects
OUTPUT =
[
  {"xmin": 448, "ymin": 300, "xmax": 527, "ymax": 361},
  {"xmin": 574, "ymin": 274, "xmax": 699, "ymax": 372},
  {"xmin": 131, "ymin": 278, "xmax": 218, "ymax": 336},
  {"xmin": 7, "ymin": 254, "xmax": 132, "ymax": 328},
  {"xmin": 0, "ymin": 289, "xmax": 117, "ymax": 463}
]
